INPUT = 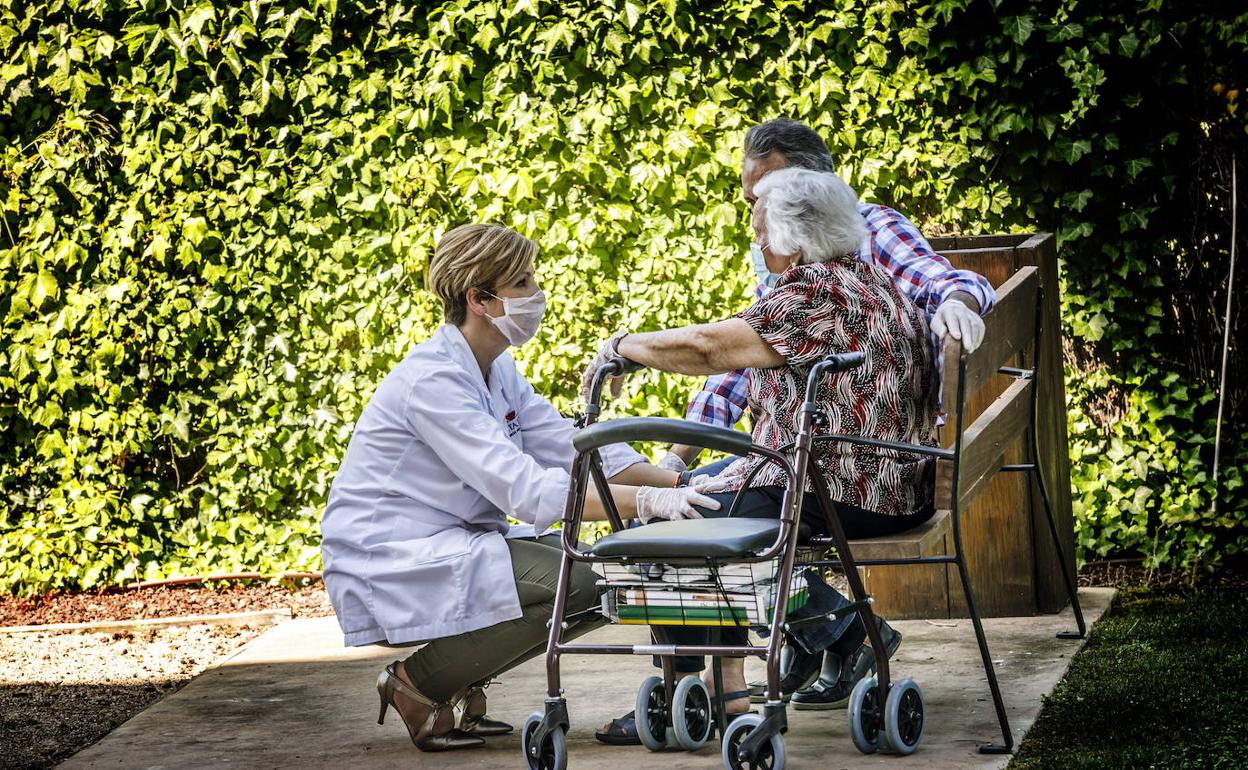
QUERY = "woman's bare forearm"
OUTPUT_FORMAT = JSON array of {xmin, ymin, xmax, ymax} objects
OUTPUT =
[
  {"xmin": 671, "ymin": 444, "xmax": 702, "ymax": 465},
  {"xmin": 613, "ymin": 326, "xmax": 718, "ymax": 374},
  {"xmin": 616, "ymin": 320, "xmax": 782, "ymax": 375},
  {"xmin": 580, "ymin": 482, "xmax": 639, "ymax": 521},
  {"xmin": 610, "ymin": 463, "xmax": 679, "ymax": 488}
]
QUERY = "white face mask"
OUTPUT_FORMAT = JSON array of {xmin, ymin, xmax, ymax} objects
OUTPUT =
[
  {"xmin": 750, "ymin": 243, "xmax": 781, "ymax": 291},
  {"xmin": 483, "ymin": 289, "xmax": 546, "ymax": 347}
]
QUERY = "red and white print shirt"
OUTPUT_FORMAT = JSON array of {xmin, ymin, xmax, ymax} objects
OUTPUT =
[{"xmin": 721, "ymin": 255, "xmax": 940, "ymax": 517}]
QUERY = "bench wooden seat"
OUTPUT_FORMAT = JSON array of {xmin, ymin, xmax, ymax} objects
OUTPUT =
[{"xmin": 846, "ymin": 509, "xmax": 951, "ymax": 561}]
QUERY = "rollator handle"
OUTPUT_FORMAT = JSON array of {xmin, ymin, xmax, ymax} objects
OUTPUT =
[
  {"xmin": 580, "ymin": 357, "xmax": 647, "ymax": 427},
  {"xmin": 604, "ymin": 356, "xmax": 645, "ymax": 376},
  {"xmin": 802, "ymin": 352, "xmax": 867, "ymax": 408},
  {"xmin": 819, "ymin": 351, "xmax": 866, "ymax": 372}
]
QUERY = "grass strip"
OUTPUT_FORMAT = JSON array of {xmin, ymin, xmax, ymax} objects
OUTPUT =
[{"xmin": 1009, "ymin": 586, "xmax": 1248, "ymax": 770}]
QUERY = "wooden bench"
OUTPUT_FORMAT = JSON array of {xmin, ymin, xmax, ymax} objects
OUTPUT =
[
  {"xmin": 843, "ymin": 265, "xmax": 1052, "ymax": 611},
  {"xmin": 814, "ymin": 263, "xmax": 1087, "ymax": 753},
  {"xmin": 845, "ymin": 235, "xmax": 1080, "ymax": 620}
]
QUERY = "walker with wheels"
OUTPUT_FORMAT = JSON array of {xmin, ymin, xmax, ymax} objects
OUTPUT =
[{"xmin": 521, "ymin": 352, "xmax": 925, "ymax": 770}]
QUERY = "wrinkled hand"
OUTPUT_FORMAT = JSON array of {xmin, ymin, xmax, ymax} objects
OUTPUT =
[
  {"xmin": 635, "ymin": 486, "xmax": 721, "ymax": 523},
  {"xmin": 931, "ymin": 300, "xmax": 985, "ymax": 353},
  {"xmin": 657, "ymin": 451, "xmax": 688, "ymax": 473},
  {"xmin": 579, "ymin": 333, "xmax": 627, "ymax": 402}
]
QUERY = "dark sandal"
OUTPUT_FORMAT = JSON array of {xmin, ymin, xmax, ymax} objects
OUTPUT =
[
  {"xmin": 594, "ymin": 710, "xmax": 641, "ymax": 746},
  {"xmin": 711, "ymin": 689, "xmax": 754, "ymax": 710},
  {"xmin": 705, "ymin": 690, "xmax": 758, "ymax": 740}
]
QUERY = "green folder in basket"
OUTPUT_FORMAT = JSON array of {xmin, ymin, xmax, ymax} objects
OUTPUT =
[{"xmin": 614, "ymin": 587, "xmax": 809, "ymax": 626}]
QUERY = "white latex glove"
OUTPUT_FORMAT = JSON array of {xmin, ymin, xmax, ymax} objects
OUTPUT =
[
  {"xmin": 635, "ymin": 486, "xmax": 721, "ymax": 523},
  {"xmin": 689, "ymin": 472, "xmax": 736, "ymax": 494},
  {"xmin": 579, "ymin": 332, "xmax": 627, "ymax": 402},
  {"xmin": 657, "ymin": 451, "xmax": 688, "ymax": 472},
  {"xmin": 930, "ymin": 300, "xmax": 986, "ymax": 353}
]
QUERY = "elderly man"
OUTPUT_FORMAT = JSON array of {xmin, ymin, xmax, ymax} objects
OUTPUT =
[
  {"xmin": 592, "ymin": 119, "xmax": 995, "ymax": 745},
  {"xmin": 666, "ymin": 119, "xmax": 991, "ymax": 473}
]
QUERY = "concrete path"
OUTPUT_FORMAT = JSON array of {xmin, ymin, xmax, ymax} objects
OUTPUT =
[{"xmin": 61, "ymin": 588, "xmax": 1114, "ymax": 770}]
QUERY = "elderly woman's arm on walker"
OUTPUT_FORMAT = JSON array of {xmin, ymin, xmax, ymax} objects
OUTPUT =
[{"xmin": 580, "ymin": 320, "xmax": 784, "ymax": 399}]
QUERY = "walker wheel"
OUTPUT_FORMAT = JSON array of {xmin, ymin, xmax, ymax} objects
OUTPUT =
[
  {"xmin": 635, "ymin": 675, "xmax": 669, "ymax": 751},
  {"xmin": 883, "ymin": 678, "xmax": 925, "ymax": 755},
  {"xmin": 521, "ymin": 712, "xmax": 567, "ymax": 770},
  {"xmin": 720, "ymin": 713, "xmax": 786, "ymax": 770},
  {"xmin": 847, "ymin": 676, "xmax": 881, "ymax": 754},
  {"xmin": 672, "ymin": 675, "xmax": 713, "ymax": 750}
]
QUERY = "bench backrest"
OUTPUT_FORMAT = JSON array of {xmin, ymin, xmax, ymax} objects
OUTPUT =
[{"xmin": 934, "ymin": 266, "xmax": 1040, "ymax": 512}]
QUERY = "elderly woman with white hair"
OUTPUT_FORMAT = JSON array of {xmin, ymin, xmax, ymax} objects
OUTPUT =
[{"xmin": 583, "ymin": 167, "xmax": 939, "ymax": 739}]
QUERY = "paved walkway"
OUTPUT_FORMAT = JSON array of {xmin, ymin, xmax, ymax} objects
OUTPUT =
[{"xmin": 61, "ymin": 588, "xmax": 1114, "ymax": 769}]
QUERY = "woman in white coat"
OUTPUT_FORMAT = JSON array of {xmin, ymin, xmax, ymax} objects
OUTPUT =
[{"xmin": 320, "ymin": 223, "xmax": 719, "ymax": 752}]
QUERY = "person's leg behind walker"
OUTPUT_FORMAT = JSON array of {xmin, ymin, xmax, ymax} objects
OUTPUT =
[
  {"xmin": 593, "ymin": 463, "xmax": 749, "ymax": 746},
  {"xmin": 597, "ymin": 483, "xmax": 826, "ymax": 745},
  {"xmin": 685, "ymin": 485, "xmax": 915, "ymax": 710},
  {"xmin": 788, "ymin": 496, "xmax": 916, "ymax": 709}
]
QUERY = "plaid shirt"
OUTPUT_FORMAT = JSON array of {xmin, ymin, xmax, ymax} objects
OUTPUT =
[{"xmin": 686, "ymin": 203, "xmax": 994, "ymax": 427}]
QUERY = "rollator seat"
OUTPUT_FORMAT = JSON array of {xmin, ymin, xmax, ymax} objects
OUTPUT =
[{"xmin": 590, "ymin": 518, "xmax": 781, "ymax": 559}]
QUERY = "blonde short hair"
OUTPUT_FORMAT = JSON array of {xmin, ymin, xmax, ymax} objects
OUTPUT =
[{"xmin": 426, "ymin": 224, "xmax": 538, "ymax": 325}]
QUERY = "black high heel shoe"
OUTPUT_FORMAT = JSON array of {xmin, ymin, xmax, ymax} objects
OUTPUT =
[
  {"xmin": 376, "ymin": 662, "xmax": 484, "ymax": 752},
  {"xmin": 458, "ymin": 682, "xmax": 514, "ymax": 736}
]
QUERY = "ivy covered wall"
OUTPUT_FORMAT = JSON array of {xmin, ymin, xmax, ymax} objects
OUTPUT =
[{"xmin": 1, "ymin": 0, "xmax": 1245, "ymax": 594}]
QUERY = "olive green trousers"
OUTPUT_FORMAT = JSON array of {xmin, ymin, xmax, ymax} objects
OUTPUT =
[{"xmin": 402, "ymin": 534, "xmax": 603, "ymax": 702}]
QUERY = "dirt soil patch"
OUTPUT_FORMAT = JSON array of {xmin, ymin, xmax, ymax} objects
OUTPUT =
[
  {"xmin": 0, "ymin": 624, "xmax": 267, "ymax": 770},
  {"xmin": 1077, "ymin": 562, "xmax": 1248, "ymax": 592},
  {"xmin": 0, "ymin": 582, "xmax": 334, "ymax": 628},
  {"xmin": 0, "ymin": 583, "xmax": 334, "ymax": 769}
]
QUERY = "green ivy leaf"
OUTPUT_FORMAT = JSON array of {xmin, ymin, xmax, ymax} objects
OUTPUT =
[{"xmin": 31, "ymin": 271, "xmax": 59, "ymax": 308}]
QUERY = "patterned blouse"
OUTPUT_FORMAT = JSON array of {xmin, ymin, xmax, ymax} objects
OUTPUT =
[{"xmin": 720, "ymin": 254, "xmax": 939, "ymax": 517}]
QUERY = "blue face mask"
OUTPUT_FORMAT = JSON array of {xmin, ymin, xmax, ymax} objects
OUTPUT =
[{"xmin": 750, "ymin": 243, "xmax": 780, "ymax": 290}]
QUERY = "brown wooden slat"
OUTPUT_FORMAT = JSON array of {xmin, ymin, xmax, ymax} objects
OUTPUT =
[
  {"xmin": 936, "ymin": 234, "xmax": 1029, "ymax": 252},
  {"xmin": 856, "ymin": 527, "xmax": 952, "ymax": 620},
  {"xmin": 937, "ymin": 246, "xmax": 1017, "ymax": 281},
  {"xmin": 847, "ymin": 509, "xmax": 951, "ymax": 561},
  {"xmin": 1017, "ymin": 233, "xmax": 1050, "ymax": 252},
  {"xmin": 934, "ymin": 459, "xmax": 953, "ymax": 509},
  {"xmin": 944, "ymin": 266, "xmax": 1039, "ymax": 413},
  {"xmin": 956, "ymin": 376, "xmax": 1033, "ymax": 510},
  {"xmin": 940, "ymin": 339, "xmax": 964, "ymax": 438}
]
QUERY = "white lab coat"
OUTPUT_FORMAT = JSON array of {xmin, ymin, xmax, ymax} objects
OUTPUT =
[{"xmin": 321, "ymin": 324, "xmax": 645, "ymax": 646}]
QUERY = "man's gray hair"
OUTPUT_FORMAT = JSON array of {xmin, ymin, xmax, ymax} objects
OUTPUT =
[
  {"xmin": 743, "ymin": 118, "xmax": 835, "ymax": 172},
  {"xmin": 755, "ymin": 168, "xmax": 866, "ymax": 264}
]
